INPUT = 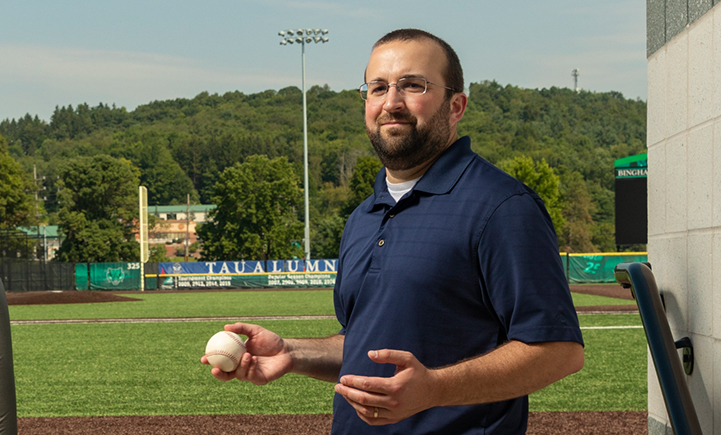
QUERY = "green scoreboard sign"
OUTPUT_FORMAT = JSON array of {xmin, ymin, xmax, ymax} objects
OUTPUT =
[
  {"xmin": 614, "ymin": 153, "xmax": 647, "ymax": 245},
  {"xmin": 615, "ymin": 154, "xmax": 648, "ymax": 178}
]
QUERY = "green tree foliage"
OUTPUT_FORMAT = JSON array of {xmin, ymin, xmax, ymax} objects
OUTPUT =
[
  {"xmin": 0, "ymin": 81, "xmax": 646, "ymax": 254},
  {"xmin": 56, "ymin": 155, "xmax": 140, "ymax": 262},
  {"xmin": 109, "ymin": 130, "xmax": 198, "ymax": 205},
  {"xmin": 500, "ymin": 155, "xmax": 565, "ymax": 234},
  {"xmin": 0, "ymin": 134, "xmax": 37, "ymax": 229},
  {"xmin": 559, "ymin": 171, "xmax": 596, "ymax": 252},
  {"xmin": 313, "ymin": 214, "xmax": 346, "ymax": 259},
  {"xmin": 148, "ymin": 244, "xmax": 170, "ymax": 262},
  {"xmin": 198, "ymin": 155, "xmax": 303, "ymax": 260},
  {"xmin": 343, "ymin": 156, "xmax": 383, "ymax": 217}
]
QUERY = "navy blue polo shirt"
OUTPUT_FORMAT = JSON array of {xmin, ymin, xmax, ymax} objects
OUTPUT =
[{"xmin": 331, "ymin": 136, "xmax": 583, "ymax": 435}]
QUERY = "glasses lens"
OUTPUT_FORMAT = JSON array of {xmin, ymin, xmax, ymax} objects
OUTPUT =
[
  {"xmin": 359, "ymin": 84, "xmax": 369, "ymax": 100},
  {"xmin": 366, "ymin": 81, "xmax": 388, "ymax": 100},
  {"xmin": 398, "ymin": 78, "xmax": 427, "ymax": 95}
]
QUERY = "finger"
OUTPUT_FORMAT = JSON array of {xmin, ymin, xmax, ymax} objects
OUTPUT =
[
  {"xmin": 341, "ymin": 397, "xmax": 389, "ymax": 426},
  {"xmin": 335, "ymin": 380, "xmax": 389, "ymax": 407},
  {"xmin": 223, "ymin": 322, "xmax": 262, "ymax": 338},
  {"xmin": 235, "ymin": 352, "xmax": 259, "ymax": 383},
  {"xmin": 334, "ymin": 386, "xmax": 384, "ymax": 421},
  {"xmin": 367, "ymin": 349, "xmax": 415, "ymax": 368},
  {"xmin": 209, "ymin": 366, "xmax": 235, "ymax": 382},
  {"xmin": 338, "ymin": 374, "xmax": 390, "ymax": 395}
]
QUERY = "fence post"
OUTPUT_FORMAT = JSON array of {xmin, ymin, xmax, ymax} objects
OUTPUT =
[{"xmin": 566, "ymin": 252, "xmax": 570, "ymax": 283}]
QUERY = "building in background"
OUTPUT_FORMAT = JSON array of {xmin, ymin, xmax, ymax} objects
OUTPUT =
[
  {"xmin": 3, "ymin": 226, "xmax": 60, "ymax": 262},
  {"xmin": 144, "ymin": 204, "xmax": 215, "ymax": 260}
]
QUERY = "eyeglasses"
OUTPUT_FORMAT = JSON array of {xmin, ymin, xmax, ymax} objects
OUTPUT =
[{"xmin": 358, "ymin": 77, "xmax": 456, "ymax": 101}]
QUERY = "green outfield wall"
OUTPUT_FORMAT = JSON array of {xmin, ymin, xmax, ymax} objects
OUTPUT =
[
  {"xmin": 72, "ymin": 253, "xmax": 648, "ymax": 291},
  {"xmin": 561, "ymin": 252, "xmax": 648, "ymax": 284}
]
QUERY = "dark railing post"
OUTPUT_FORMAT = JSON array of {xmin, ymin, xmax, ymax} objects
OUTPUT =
[
  {"xmin": 614, "ymin": 262, "xmax": 702, "ymax": 435},
  {"xmin": 566, "ymin": 252, "xmax": 570, "ymax": 283},
  {"xmin": 0, "ymin": 278, "xmax": 18, "ymax": 434}
]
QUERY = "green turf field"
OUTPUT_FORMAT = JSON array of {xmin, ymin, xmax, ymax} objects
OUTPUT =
[
  {"xmin": 8, "ymin": 290, "xmax": 646, "ymax": 417},
  {"xmin": 571, "ymin": 292, "xmax": 636, "ymax": 306},
  {"xmin": 8, "ymin": 290, "xmax": 632, "ymax": 321}
]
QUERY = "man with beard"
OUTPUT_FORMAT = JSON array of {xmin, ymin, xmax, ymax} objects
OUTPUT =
[{"xmin": 202, "ymin": 29, "xmax": 584, "ymax": 434}]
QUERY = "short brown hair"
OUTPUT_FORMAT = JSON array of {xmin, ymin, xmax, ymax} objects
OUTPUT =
[{"xmin": 372, "ymin": 29, "xmax": 464, "ymax": 98}]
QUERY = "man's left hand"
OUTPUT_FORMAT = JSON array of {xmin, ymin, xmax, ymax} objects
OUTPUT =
[{"xmin": 333, "ymin": 349, "xmax": 436, "ymax": 426}]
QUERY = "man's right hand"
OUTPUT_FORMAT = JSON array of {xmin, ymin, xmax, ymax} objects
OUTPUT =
[{"xmin": 201, "ymin": 322, "xmax": 293, "ymax": 385}]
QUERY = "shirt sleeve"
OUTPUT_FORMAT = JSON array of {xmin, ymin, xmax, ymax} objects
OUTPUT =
[{"xmin": 477, "ymin": 192, "xmax": 584, "ymax": 346}]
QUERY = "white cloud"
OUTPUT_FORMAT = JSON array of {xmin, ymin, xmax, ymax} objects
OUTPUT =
[
  {"xmin": 0, "ymin": 44, "xmax": 299, "ymax": 120},
  {"xmin": 0, "ymin": 45, "xmax": 285, "ymax": 88}
]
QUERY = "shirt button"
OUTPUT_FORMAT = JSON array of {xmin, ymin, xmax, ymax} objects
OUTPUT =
[
  {"xmin": 378, "ymin": 239, "xmax": 385, "ymax": 247},
  {"xmin": 389, "ymin": 214, "xmax": 395, "ymax": 218}
]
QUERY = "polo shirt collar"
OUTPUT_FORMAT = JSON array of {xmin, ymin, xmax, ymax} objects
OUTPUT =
[{"xmin": 368, "ymin": 136, "xmax": 475, "ymax": 211}]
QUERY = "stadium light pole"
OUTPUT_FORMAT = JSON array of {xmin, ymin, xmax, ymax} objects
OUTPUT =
[{"xmin": 278, "ymin": 28, "xmax": 328, "ymax": 262}]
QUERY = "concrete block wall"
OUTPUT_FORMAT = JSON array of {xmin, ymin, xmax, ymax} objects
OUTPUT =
[{"xmin": 646, "ymin": 2, "xmax": 721, "ymax": 433}]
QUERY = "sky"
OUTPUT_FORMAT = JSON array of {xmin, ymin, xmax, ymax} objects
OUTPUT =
[{"xmin": 1, "ymin": 0, "xmax": 647, "ymax": 123}]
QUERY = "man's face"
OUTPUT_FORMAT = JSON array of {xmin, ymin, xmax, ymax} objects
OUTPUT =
[{"xmin": 363, "ymin": 39, "xmax": 455, "ymax": 171}]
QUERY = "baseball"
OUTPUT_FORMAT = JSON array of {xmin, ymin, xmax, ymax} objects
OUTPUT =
[{"xmin": 205, "ymin": 331, "xmax": 246, "ymax": 372}]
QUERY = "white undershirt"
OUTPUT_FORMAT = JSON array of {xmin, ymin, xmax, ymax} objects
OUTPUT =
[{"xmin": 386, "ymin": 176, "xmax": 422, "ymax": 202}]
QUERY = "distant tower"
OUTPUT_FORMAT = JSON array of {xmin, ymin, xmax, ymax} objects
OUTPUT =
[{"xmin": 571, "ymin": 69, "xmax": 579, "ymax": 92}]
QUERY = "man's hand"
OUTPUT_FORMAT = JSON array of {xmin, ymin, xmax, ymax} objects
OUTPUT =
[
  {"xmin": 332, "ymin": 340, "xmax": 584, "ymax": 426},
  {"xmin": 201, "ymin": 322, "xmax": 293, "ymax": 385},
  {"xmin": 333, "ymin": 350, "xmax": 436, "ymax": 426}
]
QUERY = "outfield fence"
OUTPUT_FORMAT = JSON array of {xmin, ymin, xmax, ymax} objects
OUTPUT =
[
  {"xmin": 0, "ymin": 258, "xmax": 75, "ymax": 292},
  {"xmin": 2, "ymin": 253, "xmax": 648, "ymax": 292},
  {"xmin": 74, "ymin": 259, "xmax": 339, "ymax": 291},
  {"xmin": 561, "ymin": 252, "xmax": 648, "ymax": 284}
]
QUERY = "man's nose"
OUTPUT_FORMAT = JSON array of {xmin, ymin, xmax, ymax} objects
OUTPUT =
[{"xmin": 382, "ymin": 85, "xmax": 405, "ymax": 112}]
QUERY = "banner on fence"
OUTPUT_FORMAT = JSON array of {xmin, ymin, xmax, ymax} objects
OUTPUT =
[
  {"xmin": 88, "ymin": 262, "xmax": 142, "ymax": 290},
  {"xmin": 563, "ymin": 252, "xmax": 648, "ymax": 283},
  {"xmin": 75, "ymin": 264, "xmax": 88, "ymax": 290},
  {"xmin": 158, "ymin": 259, "xmax": 337, "ymax": 275},
  {"xmin": 73, "ymin": 254, "xmax": 646, "ymax": 291},
  {"xmin": 156, "ymin": 260, "xmax": 338, "ymax": 290}
]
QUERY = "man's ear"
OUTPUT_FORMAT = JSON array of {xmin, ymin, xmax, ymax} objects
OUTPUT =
[{"xmin": 449, "ymin": 92, "xmax": 468, "ymax": 127}]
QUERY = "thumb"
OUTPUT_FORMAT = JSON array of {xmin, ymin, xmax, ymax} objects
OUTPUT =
[{"xmin": 368, "ymin": 349, "xmax": 416, "ymax": 368}]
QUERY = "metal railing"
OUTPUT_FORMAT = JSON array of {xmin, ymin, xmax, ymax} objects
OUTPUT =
[{"xmin": 614, "ymin": 262, "xmax": 702, "ymax": 435}]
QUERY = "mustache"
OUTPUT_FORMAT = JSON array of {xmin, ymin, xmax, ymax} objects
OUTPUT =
[{"xmin": 376, "ymin": 113, "xmax": 417, "ymax": 125}]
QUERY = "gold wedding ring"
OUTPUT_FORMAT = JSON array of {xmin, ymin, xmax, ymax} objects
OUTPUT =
[{"xmin": 374, "ymin": 407, "xmax": 379, "ymax": 418}]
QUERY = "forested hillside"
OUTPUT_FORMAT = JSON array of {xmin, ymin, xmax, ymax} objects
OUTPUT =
[{"xmin": 0, "ymin": 81, "xmax": 646, "ymax": 256}]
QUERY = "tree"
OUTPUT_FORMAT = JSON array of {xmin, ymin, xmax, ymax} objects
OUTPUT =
[
  {"xmin": 56, "ymin": 155, "xmax": 140, "ymax": 262},
  {"xmin": 5, "ymin": 85, "xmax": 646, "ymax": 253},
  {"xmin": 313, "ymin": 214, "xmax": 346, "ymax": 259},
  {"xmin": 0, "ymin": 134, "xmax": 37, "ymax": 229},
  {"xmin": 148, "ymin": 244, "xmax": 170, "ymax": 262},
  {"xmin": 198, "ymin": 155, "xmax": 303, "ymax": 260},
  {"xmin": 342, "ymin": 156, "xmax": 382, "ymax": 217},
  {"xmin": 110, "ymin": 133, "xmax": 198, "ymax": 205},
  {"xmin": 558, "ymin": 171, "xmax": 596, "ymax": 253},
  {"xmin": 500, "ymin": 155, "xmax": 565, "ymax": 235}
]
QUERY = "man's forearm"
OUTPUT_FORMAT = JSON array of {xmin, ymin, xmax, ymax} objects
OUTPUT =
[
  {"xmin": 285, "ymin": 334, "xmax": 344, "ymax": 382},
  {"xmin": 431, "ymin": 340, "xmax": 584, "ymax": 407}
]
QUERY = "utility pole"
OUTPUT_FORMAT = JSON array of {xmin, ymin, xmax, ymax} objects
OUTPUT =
[{"xmin": 32, "ymin": 165, "xmax": 46, "ymax": 262}]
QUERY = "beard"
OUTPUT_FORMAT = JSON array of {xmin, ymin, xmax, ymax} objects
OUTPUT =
[{"xmin": 366, "ymin": 100, "xmax": 452, "ymax": 171}]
